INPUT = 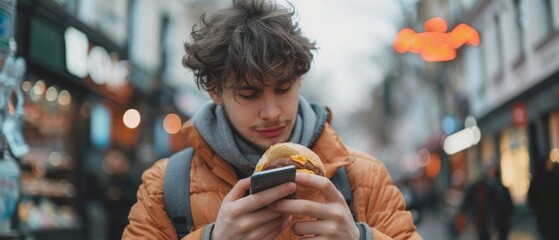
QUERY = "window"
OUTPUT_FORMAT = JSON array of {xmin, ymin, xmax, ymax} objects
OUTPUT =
[
  {"xmin": 494, "ymin": 14, "xmax": 504, "ymax": 72},
  {"xmin": 464, "ymin": 43, "xmax": 486, "ymax": 115},
  {"xmin": 29, "ymin": 17, "xmax": 66, "ymax": 74},
  {"xmin": 77, "ymin": 0, "xmax": 129, "ymax": 46},
  {"xmin": 52, "ymin": 0, "xmax": 78, "ymax": 15},
  {"xmin": 535, "ymin": 0, "xmax": 554, "ymax": 41},
  {"xmin": 513, "ymin": 0, "xmax": 526, "ymax": 51}
]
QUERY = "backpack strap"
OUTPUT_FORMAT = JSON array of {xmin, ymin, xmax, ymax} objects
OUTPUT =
[
  {"xmin": 164, "ymin": 148, "xmax": 194, "ymax": 239},
  {"xmin": 331, "ymin": 167, "xmax": 355, "ymax": 220}
]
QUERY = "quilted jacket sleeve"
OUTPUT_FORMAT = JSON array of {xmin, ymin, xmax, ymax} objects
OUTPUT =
[
  {"xmin": 122, "ymin": 159, "xmax": 208, "ymax": 240},
  {"xmin": 347, "ymin": 148, "xmax": 422, "ymax": 240}
]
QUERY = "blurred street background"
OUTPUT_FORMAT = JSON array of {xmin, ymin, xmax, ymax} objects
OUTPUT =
[{"xmin": 1, "ymin": 0, "xmax": 559, "ymax": 239}]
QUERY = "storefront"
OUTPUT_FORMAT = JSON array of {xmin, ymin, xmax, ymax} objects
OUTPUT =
[
  {"xmin": 549, "ymin": 110, "xmax": 559, "ymax": 156},
  {"xmin": 14, "ymin": 0, "xmax": 132, "ymax": 238},
  {"xmin": 477, "ymin": 68, "xmax": 559, "ymax": 206},
  {"xmin": 498, "ymin": 127, "xmax": 531, "ymax": 204}
]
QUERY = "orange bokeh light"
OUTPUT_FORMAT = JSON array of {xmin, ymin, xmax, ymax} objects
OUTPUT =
[
  {"xmin": 394, "ymin": 17, "xmax": 480, "ymax": 62},
  {"xmin": 425, "ymin": 153, "xmax": 441, "ymax": 179},
  {"xmin": 163, "ymin": 113, "xmax": 182, "ymax": 134}
]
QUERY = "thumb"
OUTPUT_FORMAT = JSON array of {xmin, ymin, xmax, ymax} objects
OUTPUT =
[{"xmin": 223, "ymin": 177, "xmax": 251, "ymax": 202}]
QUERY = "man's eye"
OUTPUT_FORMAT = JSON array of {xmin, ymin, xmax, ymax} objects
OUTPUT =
[
  {"xmin": 238, "ymin": 91, "xmax": 259, "ymax": 99},
  {"xmin": 276, "ymin": 84, "xmax": 292, "ymax": 93}
]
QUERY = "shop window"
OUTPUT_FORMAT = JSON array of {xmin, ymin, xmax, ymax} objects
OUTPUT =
[
  {"xmin": 499, "ymin": 128, "xmax": 531, "ymax": 205},
  {"xmin": 549, "ymin": 110, "xmax": 559, "ymax": 148},
  {"xmin": 18, "ymin": 78, "xmax": 80, "ymax": 231},
  {"xmin": 29, "ymin": 17, "xmax": 65, "ymax": 74},
  {"xmin": 548, "ymin": 111, "xmax": 559, "ymax": 167}
]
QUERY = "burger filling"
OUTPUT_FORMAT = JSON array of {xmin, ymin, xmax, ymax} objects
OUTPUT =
[{"xmin": 260, "ymin": 156, "xmax": 324, "ymax": 176}]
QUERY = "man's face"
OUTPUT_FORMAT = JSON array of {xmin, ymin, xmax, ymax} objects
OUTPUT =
[{"xmin": 209, "ymin": 76, "xmax": 301, "ymax": 151}]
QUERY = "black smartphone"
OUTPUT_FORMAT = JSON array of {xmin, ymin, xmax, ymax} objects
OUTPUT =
[{"xmin": 250, "ymin": 165, "xmax": 296, "ymax": 196}]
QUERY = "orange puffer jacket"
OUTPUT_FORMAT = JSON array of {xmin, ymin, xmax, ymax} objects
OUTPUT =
[{"xmin": 123, "ymin": 121, "xmax": 422, "ymax": 240}]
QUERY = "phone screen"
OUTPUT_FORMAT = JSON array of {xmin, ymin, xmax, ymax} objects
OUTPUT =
[{"xmin": 250, "ymin": 165, "xmax": 296, "ymax": 195}]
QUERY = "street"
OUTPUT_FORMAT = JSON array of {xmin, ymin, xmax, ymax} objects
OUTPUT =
[{"xmin": 417, "ymin": 206, "xmax": 539, "ymax": 240}]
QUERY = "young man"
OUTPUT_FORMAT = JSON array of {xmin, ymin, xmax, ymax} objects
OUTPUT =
[{"xmin": 123, "ymin": 0, "xmax": 422, "ymax": 239}]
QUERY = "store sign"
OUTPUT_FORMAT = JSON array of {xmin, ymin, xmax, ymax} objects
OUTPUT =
[
  {"xmin": 394, "ymin": 17, "xmax": 480, "ymax": 62},
  {"xmin": 443, "ymin": 116, "xmax": 481, "ymax": 155},
  {"xmin": 64, "ymin": 27, "xmax": 130, "ymax": 92},
  {"xmin": 65, "ymin": 27, "xmax": 88, "ymax": 78},
  {"xmin": 87, "ymin": 46, "xmax": 130, "ymax": 92}
]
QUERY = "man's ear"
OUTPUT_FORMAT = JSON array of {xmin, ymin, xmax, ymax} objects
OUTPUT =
[{"xmin": 209, "ymin": 91, "xmax": 223, "ymax": 105}]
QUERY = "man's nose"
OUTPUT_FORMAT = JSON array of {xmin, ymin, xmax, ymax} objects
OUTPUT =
[{"xmin": 259, "ymin": 97, "xmax": 281, "ymax": 120}]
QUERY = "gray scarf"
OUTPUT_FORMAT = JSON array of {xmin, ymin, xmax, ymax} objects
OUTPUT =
[{"xmin": 192, "ymin": 96, "xmax": 328, "ymax": 177}]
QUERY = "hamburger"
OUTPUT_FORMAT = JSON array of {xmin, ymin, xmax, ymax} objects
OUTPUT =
[{"xmin": 255, "ymin": 142, "xmax": 326, "ymax": 199}]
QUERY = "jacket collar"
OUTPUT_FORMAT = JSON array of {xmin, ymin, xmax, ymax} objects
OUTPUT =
[{"xmin": 310, "ymin": 122, "xmax": 353, "ymax": 179}]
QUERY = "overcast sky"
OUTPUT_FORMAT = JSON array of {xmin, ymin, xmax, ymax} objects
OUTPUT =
[{"xmin": 286, "ymin": 0, "xmax": 405, "ymax": 120}]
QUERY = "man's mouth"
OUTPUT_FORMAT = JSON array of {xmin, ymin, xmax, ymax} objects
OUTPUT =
[{"xmin": 256, "ymin": 125, "xmax": 286, "ymax": 138}]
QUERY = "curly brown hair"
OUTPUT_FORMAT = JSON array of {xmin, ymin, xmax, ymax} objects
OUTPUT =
[{"xmin": 182, "ymin": 0, "xmax": 316, "ymax": 93}]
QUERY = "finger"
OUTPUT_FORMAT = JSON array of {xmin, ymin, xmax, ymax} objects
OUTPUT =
[
  {"xmin": 222, "ymin": 177, "xmax": 252, "ymax": 204},
  {"xmin": 295, "ymin": 172, "xmax": 344, "ymax": 201},
  {"xmin": 292, "ymin": 220, "xmax": 331, "ymax": 236},
  {"xmin": 250, "ymin": 214, "xmax": 291, "ymax": 239},
  {"xmin": 260, "ymin": 214, "xmax": 292, "ymax": 240},
  {"xmin": 270, "ymin": 199, "xmax": 342, "ymax": 220},
  {"xmin": 299, "ymin": 236, "xmax": 328, "ymax": 240},
  {"xmin": 236, "ymin": 182, "xmax": 297, "ymax": 213},
  {"xmin": 293, "ymin": 220, "xmax": 359, "ymax": 240},
  {"xmin": 227, "ymin": 208, "xmax": 285, "ymax": 235},
  {"xmin": 281, "ymin": 214, "xmax": 293, "ymax": 229},
  {"xmin": 243, "ymin": 208, "xmax": 285, "ymax": 227}
]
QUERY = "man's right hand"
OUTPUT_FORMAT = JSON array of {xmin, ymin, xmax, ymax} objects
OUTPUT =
[{"xmin": 211, "ymin": 177, "xmax": 296, "ymax": 240}]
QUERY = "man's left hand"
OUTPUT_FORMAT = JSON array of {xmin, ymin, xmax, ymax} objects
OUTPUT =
[{"xmin": 268, "ymin": 172, "xmax": 360, "ymax": 239}]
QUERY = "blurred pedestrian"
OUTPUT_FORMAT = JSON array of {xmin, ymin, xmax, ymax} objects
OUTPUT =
[
  {"xmin": 528, "ymin": 158, "xmax": 559, "ymax": 240},
  {"xmin": 101, "ymin": 147, "xmax": 138, "ymax": 240},
  {"xmin": 493, "ymin": 169, "xmax": 514, "ymax": 240},
  {"xmin": 122, "ymin": 0, "xmax": 422, "ymax": 239},
  {"xmin": 459, "ymin": 165, "xmax": 513, "ymax": 240}
]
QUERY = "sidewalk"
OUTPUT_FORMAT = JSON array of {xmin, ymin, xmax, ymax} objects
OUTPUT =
[
  {"xmin": 507, "ymin": 206, "xmax": 538, "ymax": 240},
  {"xmin": 416, "ymin": 211, "xmax": 452, "ymax": 240},
  {"xmin": 416, "ymin": 206, "xmax": 539, "ymax": 240}
]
